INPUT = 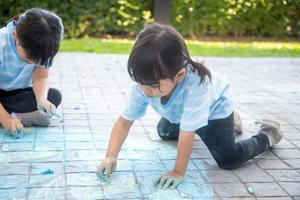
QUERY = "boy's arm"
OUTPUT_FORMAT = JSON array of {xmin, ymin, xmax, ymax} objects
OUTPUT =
[
  {"xmin": 32, "ymin": 67, "xmax": 56, "ymax": 115},
  {"xmin": 33, "ymin": 67, "xmax": 49, "ymax": 102},
  {"xmin": 105, "ymin": 116, "xmax": 134, "ymax": 158}
]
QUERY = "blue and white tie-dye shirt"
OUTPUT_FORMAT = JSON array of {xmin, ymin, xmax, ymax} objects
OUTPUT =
[
  {"xmin": 122, "ymin": 66, "xmax": 234, "ymax": 132},
  {"xmin": 0, "ymin": 21, "xmax": 52, "ymax": 91}
]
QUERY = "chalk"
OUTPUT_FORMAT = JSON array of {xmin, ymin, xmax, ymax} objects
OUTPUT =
[
  {"xmin": 247, "ymin": 186, "xmax": 254, "ymax": 194},
  {"xmin": 41, "ymin": 168, "xmax": 54, "ymax": 175}
]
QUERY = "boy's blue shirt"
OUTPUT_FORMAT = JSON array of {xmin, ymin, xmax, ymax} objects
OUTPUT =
[
  {"xmin": 122, "ymin": 66, "xmax": 234, "ymax": 132},
  {"xmin": 0, "ymin": 21, "xmax": 51, "ymax": 91}
]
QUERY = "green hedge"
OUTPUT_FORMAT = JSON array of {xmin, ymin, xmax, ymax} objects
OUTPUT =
[
  {"xmin": 172, "ymin": 0, "xmax": 300, "ymax": 37},
  {"xmin": 0, "ymin": 0, "xmax": 299, "ymax": 38}
]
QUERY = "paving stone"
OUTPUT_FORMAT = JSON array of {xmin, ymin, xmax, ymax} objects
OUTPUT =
[
  {"xmin": 266, "ymin": 169, "xmax": 300, "ymax": 182},
  {"xmin": 66, "ymin": 186, "xmax": 104, "ymax": 200},
  {"xmin": 211, "ymin": 183, "xmax": 251, "ymax": 197},
  {"xmin": 233, "ymin": 162, "xmax": 274, "ymax": 182},
  {"xmin": 245, "ymin": 182, "xmax": 288, "ymax": 197},
  {"xmin": 255, "ymin": 158, "xmax": 291, "ymax": 169},
  {"xmin": 278, "ymin": 182, "xmax": 300, "ymax": 196},
  {"xmin": 28, "ymin": 187, "xmax": 65, "ymax": 200},
  {"xmin": 1, "ymin": 54, "xmax": 299, "ymax": 199}
]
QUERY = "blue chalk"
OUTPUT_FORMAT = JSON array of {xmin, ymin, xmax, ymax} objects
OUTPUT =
[
  {"xmin": 12, "ymin": 129, "xmax": 24, "ymax": 139},
  {"xmin": 41, "ymin": 168, "xmax": 54, "ymax": 175},
  {"xmin": 247, "ymin": 186, "xmax": 254, "ymax": 194}
]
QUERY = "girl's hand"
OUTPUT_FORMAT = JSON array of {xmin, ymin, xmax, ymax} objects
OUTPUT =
[
  {"xmin": 37, "ymin": 99, "xmax": 56, "ymax": 117},
  {"xmin": 154, "ymin": 170, "xmax": 184, "ymax": 189},
  {"xmin": 0, "ymin": 116, "xmax": 23, "ymax": 135},
  {"xmin": 96, "ymin": 157, "xmax": 117, "ymax": 182}
]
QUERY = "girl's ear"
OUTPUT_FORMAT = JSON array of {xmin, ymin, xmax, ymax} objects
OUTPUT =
[
  {"xmin": 13, "ymin": 30, "xmax": 18, "ymax": 41},
  {"xmin": 175, "ymin": 68, "xmax": 186, "ymax": 83}
]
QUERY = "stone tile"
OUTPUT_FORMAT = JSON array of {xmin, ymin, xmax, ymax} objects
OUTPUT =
[
  {"xmin": 66, "ymin": 186, "xmax": 104, "ymax": 200},
  {"xmin": 36, "ymin": 133, "xmax": 64, "ymax": 142},
  {"xmin": 266, "ymin": 169, "xmax": 300, "ymax": 182},
  {"xmin": 29, "ymin": 174, "xmax": 65, "ymax": 187},
  {"xmin": 65, "ymin": 141, "xmax": 96, "ymax": 150},
  {"xmin": 28, "ymin": 187, "xmax": 65, "ymax": 200},
  {"xmin": 272, "ymin": 149, "xmax": 300, "ymax": 159},
  {"xmin": 132, "ymin": 160, "xmax": 165, "ymax": 171},
  {"xmin": 192, "ymin": 159, "xmax": 221, "ymax": 170},
  {"xmin": 0, "ymin": 188, "xmax": 27, "ymax": 200},
  {"xmin": 31, "ymin": 162, "xmax": 64, "ymax": 174},
  {"xmin": 34, "ymin": 142, "xmax": 64, "ymax": 151},
  {"xmin": 67, "ymin": 173, "xmax": 99, "ymax": 186},
  {"xmin": 0, "ymin": 163, "xmax": 29, "ymax": 175},
  {"xmin": 257, "ymin": 197, "xmax": 292, "ymax": 200},
  {"xmin": 177, "ymin": 170, "xmax": 215, "ymax": 198},
  {"xmin": 1, "ymin": 142, "xmax": 33, "ymax": 152},
  {"xmin": 211, "ymin": 183, "xmax": 251, "ymax": 197},
  {"xmin": 162, "ymin": 159, "xmax": 197, "ymax": 170},
  {"xmin": 284, "ymin": 159, "xmax": 300, "ymax": 169},
  {"xmin": 101, "ymin": 172, "xmax": 142, "ymax": 199},
  {"xmin": 255, "ymin": 158, "xmax": 291, "ymax": 169},
  {"xmin": 204, "ymin": 170, "xmax": 240, "ymax": 183},
  {"xmin": 0, "ymin": 175, "xmax": 28, "ymax": 189},
  {"xmin": 279, "ymin": 182, "xmax": 300, "ymax": 196},
  {"xmin": 245, "ymin": 182, "xmax": 288, "ymax": 197},
  {"xmin": 233, "ymin": 162, "xmax": 274, "ymax": 182}
]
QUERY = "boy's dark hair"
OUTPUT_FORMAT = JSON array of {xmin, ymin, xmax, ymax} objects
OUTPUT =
[
  {"xmin": 12, "ymin": 8, "xmax": 63, "ymax": 67},
  {"xmin": 127, "ymin": 23, "xmax": 211, "ymax": 87}
]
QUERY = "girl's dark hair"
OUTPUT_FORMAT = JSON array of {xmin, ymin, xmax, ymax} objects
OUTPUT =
[
  {"xmin": 9, "ymin": 8, "xmax": 64, "ymax": 67},
  {"xmin": 127, "ymin": 23, "xmax": 211, "ymax": 86}
]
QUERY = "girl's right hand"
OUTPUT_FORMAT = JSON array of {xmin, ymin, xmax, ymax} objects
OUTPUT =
[
  {"xmin": 0, "ymin": 116, "xmax": 23, "ymax": 134},
  {"xmin": 96, "ymin": 157, "xmax": 117, "ymax": 181}
]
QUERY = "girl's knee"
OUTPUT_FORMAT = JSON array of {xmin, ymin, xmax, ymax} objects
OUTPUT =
[
  {"xmin": 156, "ymin": 118, "xmax": 179, "ymax": 141},
  {"xmin": 213, "ymin": 154, "xmax": 241, "ymax": 170},
  {"xmin": 48, "ymin": 88, "xmax": 62, "ymax": 107}
]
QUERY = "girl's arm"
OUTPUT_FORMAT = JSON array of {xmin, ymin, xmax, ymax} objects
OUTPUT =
[
  {"xmin": 97, "ymin": 116, "xmax": 133, "ymax": 178},
  {"xmin": 105, "ymin": 116, "xmax": 134, "ymax": 158},
  {"xmin": 155, "ymin": 130, "xmax": 195, "ymax": 189},
  {"xmin": 173, "ymin": 131, "xmax": 195, "ymax": 175}
]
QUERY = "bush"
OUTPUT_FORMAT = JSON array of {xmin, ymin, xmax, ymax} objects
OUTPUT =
[
  {"xmin": 172, "ymin": 0, "xmax": 300, "ymax": 37},
  {"xmin": 0, "ymin": 0, "xmax": 299, "ymax": 38}
]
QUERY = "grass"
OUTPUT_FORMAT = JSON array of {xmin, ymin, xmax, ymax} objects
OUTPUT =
[{"xmin": 60, "ymin": 38, "xmax": 300, "ymax": 57}]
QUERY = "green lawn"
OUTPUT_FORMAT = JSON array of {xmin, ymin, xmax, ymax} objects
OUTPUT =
[{"xmin": 60, "ymin": 38, "xmax": 300, "ymax": 57}]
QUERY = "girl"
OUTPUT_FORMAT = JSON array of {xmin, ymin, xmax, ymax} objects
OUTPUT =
[
  {"xmin": 0, "ymin": 8, "xmax": 63, "ymax": 136},
  {"xmin": 97, "ymin": 23, "xmax": 282, "ymax": 189}
]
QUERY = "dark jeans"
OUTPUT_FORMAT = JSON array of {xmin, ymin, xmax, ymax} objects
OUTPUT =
[
  {"xmin": 156, "ymin": 112, "xmax": 270, "ymax": 169},
  {"xmin": 0, "ymin": 88, "xmax": 62, "ymax": 114}
]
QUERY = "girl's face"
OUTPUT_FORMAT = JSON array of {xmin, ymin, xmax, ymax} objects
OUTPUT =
[{"xmin": 138, "ymin": 68, "xmax": 186, "ymax": 98}]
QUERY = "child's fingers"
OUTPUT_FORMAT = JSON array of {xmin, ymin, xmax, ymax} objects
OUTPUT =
[
  {"xmin": 9, "ymin": 122, "xmax": 17, "ymax": 133},
  {"xmin": 171, "ymin": 179, "xmax": 182, "ymax": 189},
  {"xmin": 16, "ymin": 120, "xmax": 23, "ymax": 130},
  {"xmin": 163, "ymin": 178, "xmax": 174, "ymax": 190},
  {"xmin": 153, "ymin": 175, "xmax": 162, "ymax": 186},
  {"xmin": 106, "ymin": 164, "xmax": 112, "ymax": 176},
  {"xmin": 158, "ymin": 176, "xmax": 168, "ymax": 189},
  {"xmin": 49, "ymin": 103, "xmax": 56, "ymax": 114}
]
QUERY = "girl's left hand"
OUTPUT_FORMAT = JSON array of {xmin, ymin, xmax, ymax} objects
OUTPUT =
[
  {"xmin": 37, "ymin": 99, "xmax": 56, "ymax": 117},
  {"xmin": 154, "ymin": 170, "xmax": 184, "ymax": 189}
]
